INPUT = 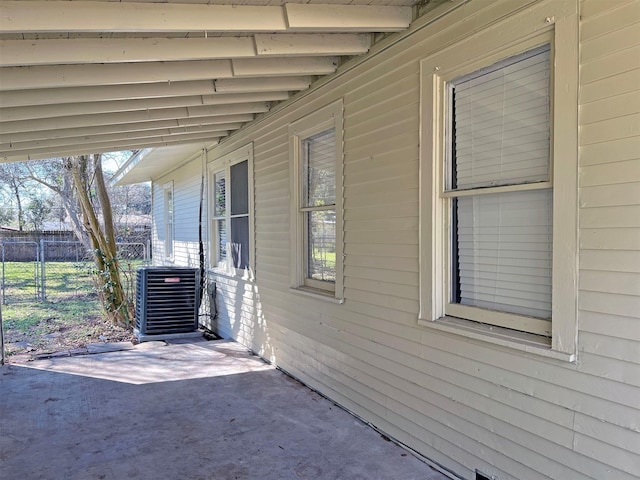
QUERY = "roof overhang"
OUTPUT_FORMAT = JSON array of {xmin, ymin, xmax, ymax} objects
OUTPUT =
[
  {"xmin": 112, "ymin": 141, "xmax": 215, "ymax": 186},
  {"xmin": 0, "ymin": 0, "xmax": 420, "ymax": 165}
]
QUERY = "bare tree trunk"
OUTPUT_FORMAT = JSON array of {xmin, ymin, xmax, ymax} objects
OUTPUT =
[
  {"xmin": 69, "ymin": 155, "xmax": 132, "ymax": 328},
  {"xmin": 10, "ymin": 182, "xmax": 24, "ymax": 231}
]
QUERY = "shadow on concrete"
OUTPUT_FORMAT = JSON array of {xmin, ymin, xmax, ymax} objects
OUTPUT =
[{"xmin": 0, "ymin": 340, "xmax": 448, "ymax": 480}]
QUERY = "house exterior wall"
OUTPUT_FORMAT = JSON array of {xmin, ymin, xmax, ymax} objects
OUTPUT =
[
  {"xmin": 150, "ymin": 1, "xmax": 640, "ymax": 478},
  {"xmin": 153, "ymin": 157, "xmax": 205, "ymax": 268}
]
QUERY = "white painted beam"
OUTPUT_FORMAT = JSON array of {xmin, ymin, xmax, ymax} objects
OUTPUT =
[
  {"xmin": 214, "ymin": 76, "xmax": 313, "ymax": 93},
  {"xmin": 284, "ymin": 4, "xmax": 412, "ymax": 32},
  {"xmin": 1, "ymin": 103, "xmax": 269, "ymax": 134},
  {"xmin": 0, "ymin": 2, "xmax": 411, "ymax": 34},
  {"xmin": 0, "ymin": 60, "xmax": 234, "ymax": 91},
  {"xmin": 0, "ymin": 61, "xmax": 321, "ymax": 91},
  {"xmin": 1, "ymin": 133, "xmax": 226, "ymax": 163},
  {"xmin": 231, "ymin": 57, "xmax": 337, "ymax": 77},
  {"xmin": 0, "ymin": 2, "xmax": 287, "ymax": 33},
  {"xmin": 0, "ymin": 34, "xmax": 370, "ymax": 67},
  {"xmin": 0, "ymin": 81, "xmax": 218, "ymax": 107},
  {"xmin": 0, "ymin": 80, "xmax": 289, "ymax": 108},
  {"xmin": 1, "ymin": 124, "xmax": 238, "ymax": 154},
  {"xmin": 0, "ymin": 92, "xmax": 290, "ymax": 122},
  {"xmin": 0, "ymin": 37, "xmax": 257, "ymax": 67},
  {"xmin": 254, "ymin": 33, "xmax": 370, "ymax": 56},
  {"xmin": 0, "ymin": 119, "xmax": 251, "ymax": 145}
]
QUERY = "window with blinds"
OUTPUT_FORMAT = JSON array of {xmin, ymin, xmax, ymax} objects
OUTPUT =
[
  {"xmin": 211, "ymin": 153, "xmax": 251, "ymax": 273},
  {"xmin": 212, "ymin": 170, "xmax": 227, "ymax": 264},
  {"xmin": 163, "ymin": 182, "xmax": 174, "ymax": 260},
  {"xmin": 302, "ymin": 128, "xmax": 337, "ymax": 286},
  {"xmin": 446, "ymin": 44, "xmax": 553, "ymax": 335}
]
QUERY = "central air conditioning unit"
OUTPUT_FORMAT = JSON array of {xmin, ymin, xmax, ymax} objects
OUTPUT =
[{"xmin": 135, "ymin": 266, "xmax": 200, "ymax": 338}]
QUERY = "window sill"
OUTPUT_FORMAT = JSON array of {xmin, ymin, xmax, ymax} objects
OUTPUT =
[
  {"xmin": 418, "ymin": 316, "xmax": 575, "ymax": 363},
  {"xmin": 290, "ymin": 286, "xmax": 343, "ymax": 304}
]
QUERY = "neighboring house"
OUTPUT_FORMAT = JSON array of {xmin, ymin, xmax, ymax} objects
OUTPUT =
[{"xmin": 115, "ymin": 1, "xmax": 640, "ymax": 479}]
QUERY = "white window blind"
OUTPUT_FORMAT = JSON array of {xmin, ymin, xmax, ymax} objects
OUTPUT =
[
  {"xmin": 213, "ymin": 170, "xmax": 227, "ymax": 263},
  {"xmin": 451, "ymin": 45, "xmax": 550, "ymax": 190},
  {"xmin": 449, "ymin": 45, "xmax": 552, "ymax": 324},
  {"xmin": 164, "ymin": 186, "xmax": 174, "ymax": 259},
  {"xmin": 455, "ymin": 190, "xmax": 552, "ymax": 319}
]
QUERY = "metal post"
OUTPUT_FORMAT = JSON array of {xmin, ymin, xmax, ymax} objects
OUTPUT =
[
  {"xmin": 35, "ymin": 241, "xmax": 41, "ymax": 301},
  {"xmin": 1, "ymin": 243, "xmax": 5, "ymax": 305},
  {"xmin": 40, "ymin": 239, "xmax": 46, "ymax": 301},
  {"xmin": 0, "ymin": 242, "xmax": 5, "ymax": 364},
  {"xmin": 0, "ymin": 298, "xmax": 4, "ymax": 365}
]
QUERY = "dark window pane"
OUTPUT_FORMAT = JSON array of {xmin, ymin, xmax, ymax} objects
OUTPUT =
[
  {"xmin": 230, "ymin": 216, "xmax": 249, "ymax": 269},
  {"xmin": 230, "ymin": 160, "xmax": 249, "ymax": 216}
]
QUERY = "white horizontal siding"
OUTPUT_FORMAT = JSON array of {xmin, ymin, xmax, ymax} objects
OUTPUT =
[
  {"xmin": 150, "ymin": 0, "xmax": 640, "ymax": 479},
  {"xmin": 577, "ymin": 1, "xmax": 640, "ymax": 478},
  {"xmin": 154, "ymin": 160, "xmax": 204, "ymax": 269}
]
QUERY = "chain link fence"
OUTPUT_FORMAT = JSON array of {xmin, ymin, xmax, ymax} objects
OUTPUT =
[
  {"xmin": 1, "ymin": 241, "xmax": 41, "ymax": 302},
  {"xmin": 1, "ymin": 239, "xmax": 150, "ymax": 304}
]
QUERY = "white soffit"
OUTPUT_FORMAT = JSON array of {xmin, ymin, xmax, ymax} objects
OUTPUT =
[
  {"xmin": 112, "ymin": 143, "xmax": 212, "ymax": 186},
  {"xmin": 0, "ymin": 0, "xmax": 419, "ymax": 174}
]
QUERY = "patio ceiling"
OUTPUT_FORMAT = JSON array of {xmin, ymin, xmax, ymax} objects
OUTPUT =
[{"xmin": 0, "ymin": 0, "xmax": 419, "ymax": 164}]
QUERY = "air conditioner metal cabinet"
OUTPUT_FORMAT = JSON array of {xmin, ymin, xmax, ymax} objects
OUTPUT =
[{"xmin": 135, "ymin": 266, "xmax": 200, "ymax": 336}]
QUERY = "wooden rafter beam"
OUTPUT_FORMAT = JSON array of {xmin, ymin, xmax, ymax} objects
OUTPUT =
[
  {"xmin": 0, "ymin": 2, "xmax": 411, "ymax": 34},
  {"xmin": 0, "ymin": 35, "xmax": 369, "ymax": 67},
  {"xmin": 1, "ymin": 133, "xmax": 223, "ymax": 163},
  {"xmin": 0, "ymin": 92, "xmax": 290, "ymax": 122},
  {"xmin": 1, "ymin": 104, "xmax": 269, "ymax": 134},
  {"xmin": 1, "ymin": 124, "xmax": 240, "ymax": 155},
  {"xmin": 0, "ymin": 81, "xmax": 219, "ymax": 107},
  {"xmin": 0, "ymin": 58, "xmax": 318, "ymax": 90},
  {"xmin": 0, "ymin": 118, "xmax": 252, "ymax": 145}
]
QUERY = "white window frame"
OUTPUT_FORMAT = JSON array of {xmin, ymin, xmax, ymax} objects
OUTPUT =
[
  {"xmin": 208, "ymin": 143, "xmax": 255, "ymax": 280},
  {"xmin": 289, "ymin": 100, "xmax": 344, "ymax": 302},
  {"xmin": 163, "ymin": 181, "xmax": 174, "ymax": 262},
  {"xmin": 418, "ymin": 3, "xmax": 578, "ymax": 361}
]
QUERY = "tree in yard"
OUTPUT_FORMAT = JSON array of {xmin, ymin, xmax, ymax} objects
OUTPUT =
[
  {"xmin": 0, "ymin": 163, "xmax": 31, "ymax": 231},
  {"xmin": 0, "ymin": 189, "xmax": 14, "ymax": 226},
  {"xmin": 21, "ymin": 158, "xmax": 92, "ymax": 248},
  {"xmin": 25, "ymin": 196, "xmax": 53, "ymax": 231},
  {"xmin": 67, "ymin": 154, "xmax": 133, "ymax": 328}
]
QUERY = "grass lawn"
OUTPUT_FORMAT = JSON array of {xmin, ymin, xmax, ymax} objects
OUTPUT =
[{"xmin": 2, "ymin": 261, "xmax": 139, "ymax": 359}]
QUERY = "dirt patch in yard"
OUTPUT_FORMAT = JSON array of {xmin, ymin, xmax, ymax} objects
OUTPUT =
[{"xmin": 2, "ymin": 295, "xmax": 137, "ymax": 361}]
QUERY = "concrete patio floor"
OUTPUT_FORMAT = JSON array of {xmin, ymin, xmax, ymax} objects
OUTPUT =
[{"xmin": 0, "ymin": 338, "xmax": 449, "ymax": 480}]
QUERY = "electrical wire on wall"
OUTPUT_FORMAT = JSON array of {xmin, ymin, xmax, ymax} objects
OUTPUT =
[
  {"xmin": 198, "ymin": 148, "xmax": 206, "ymax": 307},
  {"xmin": 197, "ymin": 148, "xmax": 217, "ymax": 326}
]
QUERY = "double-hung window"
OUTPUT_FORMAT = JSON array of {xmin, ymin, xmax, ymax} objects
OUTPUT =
[
  {"xmin": 163, "ymin": 181, "xmax": 174, "ymax": 261},
  {"xmin": 446, "ymin": 45, "xmax": 553, "ymax": 336},
  {"xmin": 419, "ymin": 5, "xmax": 578, "ymax": 360},
  {"xmin": 210, "ymin": 144, "xmax": 254, "ymax": 278},
  {"xmin": 289, "ymin": 101, "xmax": 344, "ymax": 301}
]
